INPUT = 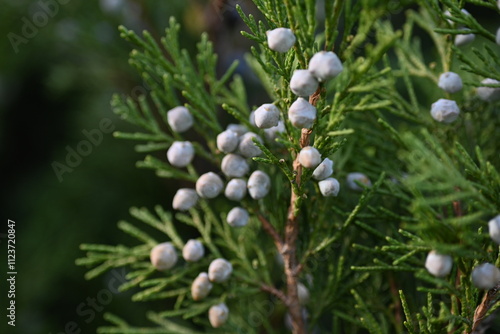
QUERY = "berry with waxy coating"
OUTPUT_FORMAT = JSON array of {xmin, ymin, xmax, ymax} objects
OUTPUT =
[
  {"xmin": 347, "ymin": 172, "xmax": 372, "ymax": 191},
  {"xmin": 217, "ymin": 130, "xmax": 239, "ymax": 153},
  {"xmin": 477, "ymin": 78, "xmax": 500, "ymax": 102},
  {"xmin": 221, "ymin": 154, "xmax": 249, "ymax": 178},
  {"xmin": 425, "ymin": 251, "xmax": 452, "ymax": 277},
  {"xmin": 226, "ymin": 207, "xmax": 249, "ymax": 227},
  {"xmin": 225, "ymin": 178, "xmax": 247, "ymax": 201},
  {"xmin": 266, "ymin": 28, "xmax": 296, "ymax": 53},
  {"xmin": 191, "ymin": 272, "xmax": 212, "ymax": 301},
  {"xmin": 196, "ymin": 172, "xmax": 224, "ymax": 199},
  {"xmin": 430, "ymin": 99, "xmax": 460, "ymax": 123},
  {"xmin": 488, "ymin": 215, "xmax": 500, "ymax": 244},
  {"xmin": 298, "ymin": 146, "xmax": 321, "ymax": 169},
  {"xmin": 167, "ymin": 141, "xmax": 194, "ymax": 167},
  {"xmin": 438, "ymin": 72, "xmax": 463, "ymax": 93},
  {"xmin": 238, "ymin": 132, "xmax": 262, "ymax": 158},
  {"xmin": 255, "ymin": 103, "xmax": 280, "ymax": 129},
  {"xmin": 182, "ymin": 239, "xmax": 205, "ymax": 262},
  {"xmin": 318, "ymin": 178, "xmax": 340, "ymax": 197},
  {"xmin": 208, "ymin": 303, "xmax": 229, "ymax": 328},
  {"xmin": 172, "ymin": 188, "xmax": 198, "ymax": 211},
  {"xmin": 454, "ymin": 28, "xmax": 475, "ymax": 46},
  {"xmin": 313, "ymin": 158, "xmax": 334, "ymax": 180},
  {"xmin": 471, "ymin": 263, "xmax": 500, "ymax": 290},
  {"xmin": 308, "ymin": 51, "xmax": 343, "ymax": 82},
  {"xmin": 208, "ymin": 258, "xmax": 233, "ymax": 283},
  {"xmin": 247, "ymin": 170, "xmax": 271, "ymax": 199},
  {"xmin": 290, "ymin": 70, "xmax": 319, "ymax": 97},
  {"xmin": 297, "ymin": 282, "xmax": 310, "ymax": 305},
  {"xmin": 288, "ymin": 98, "xmax": 317, "ymax": 129},
  {"xmin": 167, "ymin": 106, "xmax": 193, "ymax": 133},
  {"xmin": 264, "ymin": 120, "xmax": 285, "ymax": 142},
  {"xmin": 150, "ymin": 242, "xmax": 178, "ymax": 271},
  {"xmin": 226, "ymin": 123, "xmax": 247, "ymax": 136}
]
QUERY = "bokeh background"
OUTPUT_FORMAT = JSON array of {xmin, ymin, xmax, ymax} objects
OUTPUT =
[{"xmin": 0, "ymin": 1, "xmax": 498, "ymax": 333}]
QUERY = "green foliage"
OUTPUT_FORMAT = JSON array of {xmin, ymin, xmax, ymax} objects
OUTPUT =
[{"xmin": 78, "ymin": 0, "xmax": 500, "ymax": 333}]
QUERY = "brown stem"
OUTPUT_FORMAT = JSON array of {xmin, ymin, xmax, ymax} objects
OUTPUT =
[
  {"xmin": 388, "ymin": 274, "xmax": 402, "ymax": 329},
  {"xmin": 282, "ymin": 90, "xmax": 321, "ymax": 334},
  {"xmin": 467, "ymin": 286, "xmax": 500, "ymax": 334},
  {"xmin": 257, "ymin": 214, "xmax": 284, "ymax": 251},
  {"xmin": 261, "ymin": 284, "xmax": 288, "ymax": 305}
]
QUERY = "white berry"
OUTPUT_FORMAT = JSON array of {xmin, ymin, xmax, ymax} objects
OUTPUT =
[
  {"xmin": 238, "ymin": 132, "xmax": 262, "ymax": 158},
  {"xmin": 308, "ymin": 51, "xmax": 343, "ymax": 82},
  {"xmin": 290, "ymin": 70, "xmax": 319, "ymax": 97},
  {"xmin": 172, "ymin": 188, "xmax": 198, "ymax": 211},
  {"xmin": 488, "ymin": 215, "xmax": 500, "ymax": 244},
  {"xmin": 208, "ymin": 303, "xmax": 229, "ymax": 328},
  {"xmin": 477, "ymin": 78, "xmax": 500, "ymax": 102},
  {"xmin": 249, "ymin": 110, "xmax": 256, "ymax": 127},
  {"xmin": 496, "ymin": 27, "xmax": 500, "ymax": 46},
  {"xmin": 226, "ymin": 123, "xmax": 248, "ymax": 136},
  {"xmin": 264, "ymin": 120, "xmax": 286, "ymax": 142},
  {"xmin": 298, "ymin": 146, "xmax": 321, "ymax": 169},
  {"xmin": 347, "ymin": 172, "xmax": 372, "ymax": 191},
  {"xmin": 297, "ymin": 282, "xmax": 310, "ymax": 305},
  {"xmin": 438, "ymin": 72, "xmax": 463, "ymax": 93},
  {"xmin": 227, "ymin": 207, "xmax": 249, "ymax": 227},
  {"xmin": 266, "ymin": 28, "xmax": 296, "ymax": 53},
  {"xmin": 313, "ymin": 158, "xmax": 334, "ymax": 180},
  {"xmin": 182, "ymin": 239, "xmax": 205, "ymax": 262},
  {"xmin": 318, "ymin": 178, "xmax": 340, "ymax": 197},
  {"xmin": 208, "ymin": 258, "xmax": 233, "ymax": 283},
  {"xmin": 221, "ymin": 154, "xmax": 249, "ymax": 178},
  {"xmin": 150, "ymin": 242, "xmax": 178, "ymax": 271},
  {"xmin": 288, "ymin": 98, "xmax": 317, "ymax": 129},
  {"xmin": 454, "ymin": 29, "xmax": 475, "ymax": 47},
  {"xmin": 167, "ymin": 106, "xmax": 193, "ymax": 133},
  {"xmin": 196, "ymin": 172, "xmax": 224, "ymax": 199},
  {"xmin": 217, "ymin": 130, "xmax": 239, "ymax": 153},
  {"xmin": 247, "ymin": 170, "xmax": 271, "ymax": 199},
  {"xmin": 225, "ymin": 178, "xmax": 247, "ymax": 201},
  {"xmin": 255, "ymin": 104, "xmax": 280, "ymax": 129},
  {"xmin": 425, "ymin": 251, "xmax": 452, "ymax": 277},
  {"xmin": 430, "ymin": 99, "xmax": 460, "ymax": 123},
  {"xmin": 472, "ymin": 263, "xmax": 500, "ymax": 290},
  {"xmin": 191, "ymin": 272, "xmax": 212, "ymax": 301},
  {"xmin": 167, "ymin": 141, "xmax": 194, "ymax": 168}
]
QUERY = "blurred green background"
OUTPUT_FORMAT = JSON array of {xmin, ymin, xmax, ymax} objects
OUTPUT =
[{"xmin": 0, "ymin": 0, "xmax": 498, "ymax": 333}]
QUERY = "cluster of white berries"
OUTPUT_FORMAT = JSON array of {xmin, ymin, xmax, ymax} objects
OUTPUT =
[
  {"xmin": 429, "ymin": 7, "xmax": 500, "ymax": 122},
  {"xmin": 150, "ymin": 239, "xmax": 205, "ymax": 272},
  {"xmin": 149, "ymin": 240, "xmax": 232, "ymax": 327},
  {"xmin": 192, "ymin": 258, "xmax": 233, "ymax": 327},
  {"xmin": 424, "ymin": 215, "xmax": 500, "ymax": 289},
  {"xmin": 289, "ymin": 51, "xmax": 343, "ymax": 98},
  {"xmin": 166, "ymin": 106, "xmax": 196, "ymax": 168},
  {"xmin": 425, "ymin": 250, "xmax": 500, "ymax": 290}
]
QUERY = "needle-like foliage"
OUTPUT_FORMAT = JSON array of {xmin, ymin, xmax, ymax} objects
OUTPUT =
[{"xmin": 77, "ymin": 1, "xmax": 500, "ymax": 333}]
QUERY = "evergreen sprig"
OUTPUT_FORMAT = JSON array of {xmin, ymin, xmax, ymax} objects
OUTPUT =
[{"xmin": 77, "ymin": 1, "xmax": 500, "ymax": 333}]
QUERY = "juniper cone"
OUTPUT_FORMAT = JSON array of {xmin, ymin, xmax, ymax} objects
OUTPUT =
[
  {"xmin": 78, "ymin": 2, "xmax": 500, "ymax": 333},
  {"xmin": 266, "ymin": 27, "xmax": 296, "ymax": 53},
  {"xmin": 290, "ymin": 69, "xmax": 319, "ymax": 97}
]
